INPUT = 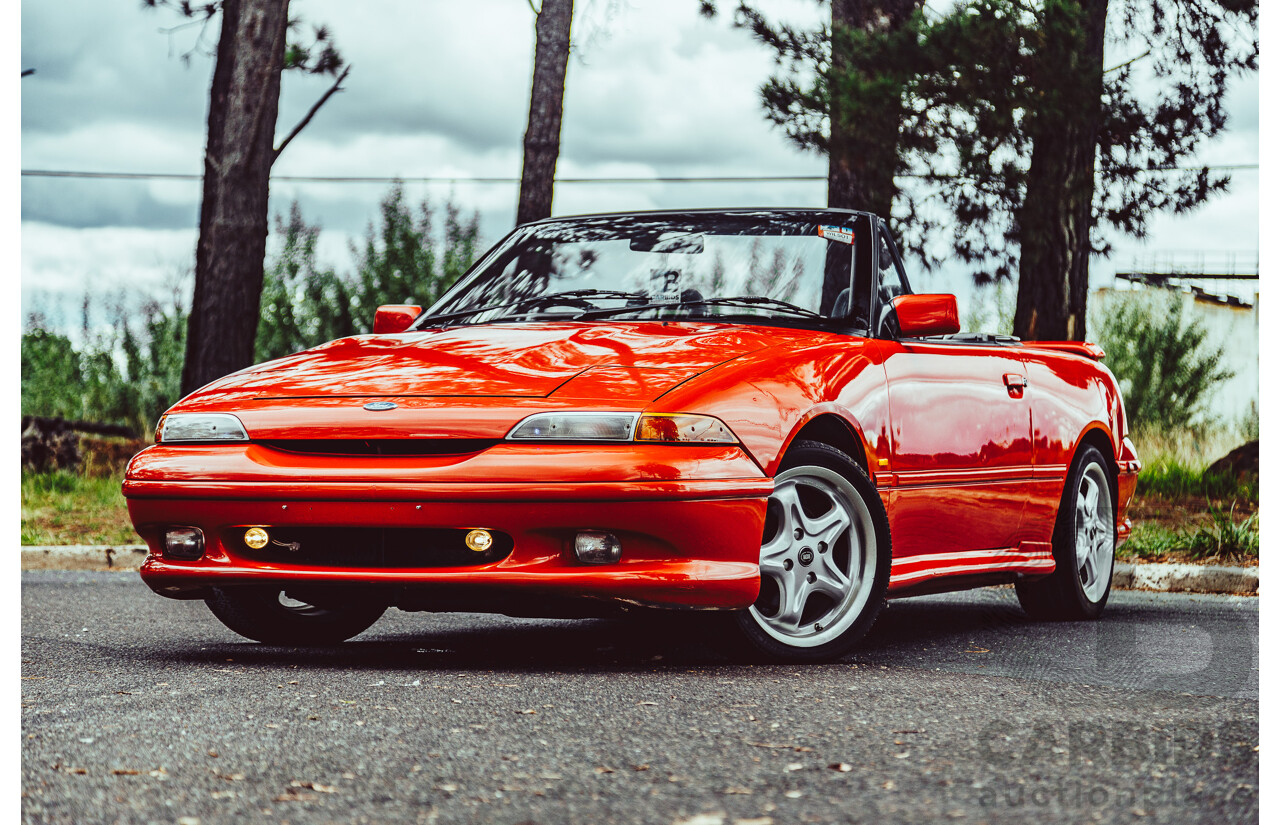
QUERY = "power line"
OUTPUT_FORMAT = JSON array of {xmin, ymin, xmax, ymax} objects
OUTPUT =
[
  {"xmin": 20, "ymin": 163, "xmax": 1259, "ymax": 185},
  {"xmin": 19, "ymin": 170, "xmax": 826, "ymax": 184}
]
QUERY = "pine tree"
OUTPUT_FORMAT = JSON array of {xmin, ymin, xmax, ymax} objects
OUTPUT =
[
  {"xmin": 517, "ymin": 0, "xmax": 575, "ymax": 226},
  {"xmin": 255, "ymin": 203, "xmax": 354, "ymax": 361},
  {"xmin": 702, "ymin": 1, "xmax": 930, "ymax": 246},
  {"xmin": 704, "ymin": 0, "xmax": 1257, "ymax": 340},
  {"xmin": 145, "ymin": 0, "xmax": 351, "ymax": 394},
  {"xmin": 348, "ymin": 184, "xmax": 480, "ymax": 331}
]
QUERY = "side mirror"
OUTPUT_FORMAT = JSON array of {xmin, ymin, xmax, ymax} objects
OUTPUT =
[
  {"xmin": 373, "ymin": 304, "xmax": 423, "ymax": 334},
  {"xmin": 891, "ymin": 294, "xmax": 960, "ymax": 337}
]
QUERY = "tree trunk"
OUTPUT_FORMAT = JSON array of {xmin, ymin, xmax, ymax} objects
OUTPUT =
[
  {"xmin": 826, "ymin": 0, "xmax": 916, "ymax": 217},
  {"xmin": 1013, "ymin": 0, "xmax": 1107, "ymax": 342},
  {"xmin": 516, "ymin": 0, "xmax": 574, "ymax": 227},
  {"xmin": 181, "ymin": 0, "xmax": 290, "ymax": 395}
]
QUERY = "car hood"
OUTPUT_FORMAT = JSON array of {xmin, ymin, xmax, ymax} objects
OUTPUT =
[
  {"xmin": 170, "ymin": 322, "xmax": 826, "ymax": 441},
  {"xmin": 180, "ymin": 321, "xmax": 821, "ymax": 408}
]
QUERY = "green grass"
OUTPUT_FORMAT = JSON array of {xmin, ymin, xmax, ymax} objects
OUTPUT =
[
  {"xmin": 1121, "ymin": 506, "xmax": 1259, "ymax": 563},
  {"xmin": 1135, "ymin": 459, "xmax": 1256, "ymax": 501},
  {"xmin": 21, "ymin": 471, "xmax": 138, "ymax": 546},
  {"xmin": 1121, "ymin": 524, "xmax": 1185, "ymax": 560},
  {"xmin": 1131, "ymin": 427, "xmax": 1257, "ymax": 503}
]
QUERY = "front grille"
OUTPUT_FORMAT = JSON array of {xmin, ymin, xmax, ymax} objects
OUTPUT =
[
  {"xmin": 258, "ymin": 439, "xmax": 496, "ymax": 456},
  {"xmin": 225, "ymin": 527, "xmax": 514, "ymax": 568}
]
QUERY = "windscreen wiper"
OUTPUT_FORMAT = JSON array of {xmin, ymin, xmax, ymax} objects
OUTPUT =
[
  {"xmin": 518, "ymin": 289, "xmax": 650, "ymax": 307},
  {"xmin": 573, "ymin": 295, "xmax": 826, "ymax": 321}
]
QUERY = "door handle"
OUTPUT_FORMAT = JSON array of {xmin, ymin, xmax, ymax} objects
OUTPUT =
[{"xmin": 1003, "ymin": 373, "xmax": 1028, "ymax": 389}]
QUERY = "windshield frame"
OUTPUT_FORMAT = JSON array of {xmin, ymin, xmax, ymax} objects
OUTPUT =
[{"xmin": 412, "ymin": 208, "xmax": 875, "ymax": 334}]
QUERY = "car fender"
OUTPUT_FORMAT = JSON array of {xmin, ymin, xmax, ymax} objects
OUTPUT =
[
  {"xmin": 1022, "ymin": 349, "xmax": 1126, "ymax": 466},
  {"xmin": 771, "ymin": 403, "xmax": 875, "ymax": 479},
  {"xmin": 645, "ymin": 336, "xmax": 890, "ymax": 480}
]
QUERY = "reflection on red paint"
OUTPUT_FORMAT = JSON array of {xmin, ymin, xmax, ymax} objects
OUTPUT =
[{"xmin": 126, "ymin": 316, "xmax": 1136, "ymax": 606}]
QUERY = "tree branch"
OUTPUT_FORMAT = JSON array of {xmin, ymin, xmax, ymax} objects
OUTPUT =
[
  {"xmin": 1106, "ymin": 48, "xmax": 1150, "ymax": 74},
  {"xmin": 272, "ymin": 65, "xmax": 351, "ymax": 163}
]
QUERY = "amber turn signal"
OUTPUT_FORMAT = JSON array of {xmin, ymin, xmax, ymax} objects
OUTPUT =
[
  {"xmin": 243, "ymin": 527, "xmax": 270, "ymax": 550},
  {"xmin": 465, "ymin": 529, "xmax": 494, "ymax": 552},
  {"xmin": 635, "ymin": 414, "xmax": 737, "ymax": 443}
]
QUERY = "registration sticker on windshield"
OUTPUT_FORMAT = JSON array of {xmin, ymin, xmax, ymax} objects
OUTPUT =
[{"xmin": 818, "ymin": 225, "xmax": 855, "ymax": 245}]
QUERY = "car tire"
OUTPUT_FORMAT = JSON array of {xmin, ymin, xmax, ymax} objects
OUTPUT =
[
  {"xmin": 205, "ymin": 586, "xmax": 387, "ymax": 645},
  {"xmin": 729, "ymin": 439, "xmax": 891, "ymax": 662},
  {"xmin": 1016, "ymin": 444, "xmax": 1116, "ymax": 621}
]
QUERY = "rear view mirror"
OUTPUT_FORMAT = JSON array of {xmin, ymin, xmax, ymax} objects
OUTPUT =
[
  {"xmin": 373, "ymin": 304, "xmax": 423, "ymax": 334},
  {"xmin": 891, "ymin": 294, "xmax": 960, "ymax": 337}
]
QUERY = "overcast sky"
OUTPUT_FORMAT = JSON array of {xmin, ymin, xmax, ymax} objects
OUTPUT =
[{"xmin": 19, "ymin": 0, "xmax": 1260, "ymax": 331}]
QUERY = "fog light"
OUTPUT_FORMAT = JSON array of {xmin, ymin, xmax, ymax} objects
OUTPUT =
[
  {"xmin": 243, "ymin": 527, "xmax": 270, "ymax": 550},
  {"xmin": 574, "ymin": 531, "xmax": 622, "ymax": 564},
  {"xmin": 465, "ymin": 529, "xmax": 494, "ymax": 552},
  {"xmin": 164, "ymin": 527, "xmax": 205, "ymax": 560}
]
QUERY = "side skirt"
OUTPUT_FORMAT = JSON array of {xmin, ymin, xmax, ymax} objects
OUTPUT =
[
  {"xmin": 887, "ymin": 543, "xmax": 1055, "ymax": 595},
  {"xmin": 887, "ymin": 571, "xmax": 1020, "ymax": 600}
]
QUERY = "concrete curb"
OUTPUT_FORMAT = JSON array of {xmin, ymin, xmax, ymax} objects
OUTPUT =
[
  {"xmin": 1112, "ymin": 562, "xmax": 1257, "ymax": 595},
  {"xmin": 21, "ymin": 545, "xmax": 148, "ymax": 572},
  {"xmin": 19, "ymin": 546, "xmax": 1259, "ymax": 595}
]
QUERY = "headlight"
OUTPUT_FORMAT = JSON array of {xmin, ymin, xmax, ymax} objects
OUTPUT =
[
  {"xmin": 508, "ymin": 412, "xmax": 638, "ymax": 441},
  {"xmin": 506, "ymin": 411, "xmax": 737, "ymax": 443},
  {"xmin": 157, "ymin": 413, "xmax": 250, "ymax": 443}
]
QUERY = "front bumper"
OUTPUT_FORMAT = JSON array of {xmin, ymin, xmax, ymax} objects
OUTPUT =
[{"xmin": 124, "ymin": 443, "xmax": 771, "ymax": 611}]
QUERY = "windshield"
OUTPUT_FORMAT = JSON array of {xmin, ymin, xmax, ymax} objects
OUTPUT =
[{"xmin": 418, "ymin": 212, "xmax": 869, "ymax": 330}]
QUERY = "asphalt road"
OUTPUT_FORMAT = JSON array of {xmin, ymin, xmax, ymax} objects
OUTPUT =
[{"xmin": 22, "ymin": 571, "xmax": 1258, "ymax": 825}]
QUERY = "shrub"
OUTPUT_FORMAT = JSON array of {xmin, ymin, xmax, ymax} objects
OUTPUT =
[
  {"xmin": 1092, "ymin": 291, "xmax": 1233, "ymax": 433},
  {"xmin": 348, "ymin": 184, "xmax": 480, "ymax": 334},
  {"xmin": 22, "ymin": 300, "xmax": 186, "ymax": 436},
  {"xmin": 20, "ymin": 329, "xmax": 85, "ymax": 421},
  {"xmin": 1236, "ymin": 400, "xmax": 1259, "ymax": 442},
  {"xmin": 255, "ymin": 203, "xmax": 355, "ymax": 362}
]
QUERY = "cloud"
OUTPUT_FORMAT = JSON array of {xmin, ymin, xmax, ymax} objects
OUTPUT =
[
  {"xmin": 21, "ymin": 0, "xmax": 212, "ymax": 135},
  {"xmin": 19, "ymin": 0, "xmax": 1260, "ymax": 325},
  {"xmin": 21, "ymin": 222, "xmax": 197, "ymax": 323},
  {"xmin": 21, "ymin": 176, "xmax": 199, "ymax": 230}
]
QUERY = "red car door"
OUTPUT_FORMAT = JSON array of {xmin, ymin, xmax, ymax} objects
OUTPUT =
[
  {"xmin": 879, "ymin": 339, "xmax": 1032, "ymax": 555},
  {"xmin": 868, "ymin": 223, "xmax": 1033, "ymax": 559}
]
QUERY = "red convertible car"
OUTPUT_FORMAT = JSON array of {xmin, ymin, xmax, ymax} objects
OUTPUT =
[{"xmin": 124, "ymin": 208, "xmax": 1139, "ymax": 661}]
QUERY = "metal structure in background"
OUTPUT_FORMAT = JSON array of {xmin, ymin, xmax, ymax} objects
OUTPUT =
[{"xmin": 1116, "ymin": 251, "xmax": 1259, "ymax": 309}]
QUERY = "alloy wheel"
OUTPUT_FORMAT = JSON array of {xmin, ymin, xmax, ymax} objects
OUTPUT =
[
  {"xmin": 1075, "ymin": 461, "xmax": 1115, "ymax": 603},
  {"xmin": 749, "ymin": 465, "xmax": 878, "ymax": 648}
]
